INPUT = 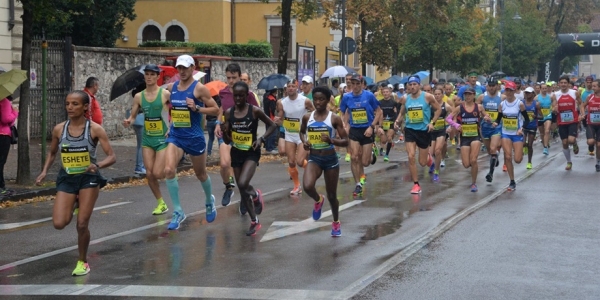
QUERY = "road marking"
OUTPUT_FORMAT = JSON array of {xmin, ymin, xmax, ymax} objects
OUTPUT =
[
  {"xmin": 0, "ymin": 284, "xmax": 343, "ymax": 300},
  {"xmin": 260, "ymin": 200, "xmax": 365, "ymax": 242},
  {"xmin": 0, "ymin": 202, "xmax": 132, "ymax": 230}
]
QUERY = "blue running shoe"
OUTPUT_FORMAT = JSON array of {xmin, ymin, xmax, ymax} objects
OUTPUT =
[
  {"xmin": 433, "ymin": 173, "xmax": 440, "ymax": 183},
  {"xmin": 312, "ymin": 194, "xmax": 325, "ymax": 220},
  {"xmin": 543, "ymin": 147, "xmax": 549, "ymax": 155},
  {"xmin": 470, "ymin": 184, "xmax": 478, "ymax": 192},
  {"xmin": 429, "ymin": 162, "xmax": 435, "ymax": 174},
  {"xmin": 331, "ymin": 221, "xmax": 341, "ymax": 237},
  {"xmin": 206, "ymin": 195, "xmax": 217, "ymax": 223},
  {"xmin": 167, "ymin": 211, "xmax": 186, "ymax": 230}
]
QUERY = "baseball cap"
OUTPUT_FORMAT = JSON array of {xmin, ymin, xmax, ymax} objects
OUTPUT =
[
  {"xmin": 464, "ymin": 87, "xmax": 476, "ymax": 94},
  {"xmin": 505, "ymin": 81, "xmax": 517, "ymax": 90},
  {"xmin": 302, "ymin": 75, "xmax": 313, "ymax": 83},
  {"xmin": 514, "ymin": 78, "xmax": 522, "ymax": 84},
  {"xmin": 487, "ymin": 80, "xmax": 498, "ymax": 86},
  {"xmin": 524, "ymin": 87, "xmax": 535, "ymax": 93},
  {"xmin": 175, "ymin": 55, "xmax": 195, "ymax": 68},
  {"xmin": 387, "ymin": 84, "xmax": 394, "ymax": 89},
  {"xmin": 586, "ymin": 75, "xmax": 594, "ymax": 81},
  {"xmin": 350, "ymin": 74, "xmax": 362, "ymax": 81},
  {"xmin": 339, "ymin": 83, "xmax": 347, "ymax": 89},
  {"xmin": 399, "ymin": 84, "xmax": 405, "ymax": 89},
  {"xmin": 143, "ymin": 64, "xmax": 161, "ymax": 73}
]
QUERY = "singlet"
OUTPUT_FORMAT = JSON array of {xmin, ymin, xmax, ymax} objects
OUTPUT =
[
  {"xmin": 229, "ymin": 104, "xmax": 258, "ymax": 151},
  {"xmin": 555, "ymin": 90, "xmax": 578, "ymax": 125},
  {"xmin": 432, "ymin": 102, "xmax": 447, "ymax": 132},
  {"xmin": 581, "ymin": 89, "xmax": 593, "ymax": 103},
  {"xmin": 481, "ymin": 93, "xmax": 502, "ymax": 129},
  {"xmin": 501, "ymin": 99, "xmax": 522, "ymax": 135},
  {"xmin": 59, "ymin": 120, "xmax": 97, "ymax": 175},
  {"xmin": 379, "ymin": 98, "xmax": 397, "ymax": 131},
  {"xmin": 514, "ymin": 91, "xmax": 524, "ymax": 101},
  {"xmin": 457, "ymin": 103, "xmax": 480, "ymax": 137},
  {"xmin": 404, "ymin": 91, "xmax": 431, "ymax": 131},
  {"xmin": 141, "ymin": 88, "xmax": 167, "ymax": 137},
  {"xmin": 523, "ymin": 100, "xmax": 538, "ymax": 130},
  {"xmin": 307, "ymin": 111, "xmax": 335, "ymax": 150},
  {"xmin": 169, "ymin": 81, "xmax": 204, "ymax": 138},
  {"xmin": 587, "ymin": 94, "xmax": 600, "ymax": 125},
  {"xmin": 281, "ymin": 94, "xmax": 307, "ymax": 134},
  {"xmin": 537, "ymin": 93, "xmax": 552, "ymax": 120}
]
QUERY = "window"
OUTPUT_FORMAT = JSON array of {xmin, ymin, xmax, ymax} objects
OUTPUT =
[
  {"xmin": 166, "ymin": 25, "xmax": 185, "ymax": 42},
  {"xmin": 142, "ymin": 25, "xmax": 161, "ymax": 42},
  {"xmin": 269, "ymin": 26, "xmax": 293, "ymax": 59},
  {"xmin": 581, "ymin": 55, "xmax": 591, "ymax": 63}
]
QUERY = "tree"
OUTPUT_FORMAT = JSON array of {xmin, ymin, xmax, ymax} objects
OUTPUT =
[{"xmin": 32, "ymin": 0, "xmax": 136, "ymax": 47}]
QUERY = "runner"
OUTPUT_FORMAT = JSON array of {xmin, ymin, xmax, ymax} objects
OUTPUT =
[
  {"xmin": 444, "ymin": 83, "xmax": 459, "ymax": 147},
  {"xmin": 579, "ymin": 79, "xmax": 600, "ymax": 171},
  {"xmin": 123, "ymin": 64, "xmax": 171, "ymax": 215},
  {"xmin": 340, "ymin": 74, "xmax": 382, "ymax": 196},
  {"xmin": 446, "ymin": 87, "xmax": 489, "ymax": 192},
  {"xmin": 457, "ymin": 70, "xmax": 486, "ymax": 100},
  {"xmin": 222, "ymin": 81, "xmax": 277, "ymax": 236},
  {"xmin": 215, "ymin": 63, "xmax": 260, "ymax": 213},
  {"xmin": 536, "ymin": 83, "xmax": 553, "ymax": 155},
  {"xmin": 477, "ymin": 79, "xmax": 502, "ymax": 182},
  {"xmin": 429, "ymin": 87, "xmax": 452, "ymax": 182},
  {"xmin": 35, "ymin": 90, "xmax": 116, "ymax": 276},
  {"xmin": 276, "ymin": 79, "xmax": 315, "ymax": 195},
  {"xmin": 491, "ymin": 81, "xmax": 530, "ymax": 190},
  {"xmin": 552, "ymin": 75, "xmax": 583, "ymax": 171},
  {"xmin": 522, "ymin": 87, "xmax": 541, "ymax": 169},
  {"xmin": 300, "ymin": 86, "xmax": 349, "ymax": 237},
  {"xmin": 300, "ymin": 75, "xmax": 314, "ymax": 101},
  {"xmin": 580, "ymin": 76, "xmax": 594, "ymax": 155},
  {"xmin": 513, "ymin": 78, "xmax": 525, "ymax": 101},
  {"xmin": 395, "ymin": 75, "xmax": 441, "ymax": 194},
  {"xmin": 164, "ymin": 54, "xmax": 219, "ymax": 230},
  {"xmin": 376, "ymin": 85, "xmax": 400, "ymax": 162}
]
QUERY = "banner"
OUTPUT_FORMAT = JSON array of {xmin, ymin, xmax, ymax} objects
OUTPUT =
[
  {"xmin": 325, "ymin": 48, "xmax": 340, "ymax": 70},
  {"xmin": 297, "ymin": 44, "xmax": 315, "ymax": 82}
]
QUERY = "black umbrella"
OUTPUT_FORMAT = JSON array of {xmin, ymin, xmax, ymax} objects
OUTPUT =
[
  {"xmin": 257, "ymin": 74, "xmax": 289, "ymax": 90},
  {"xmin": 110, "ymin": 65, "xmax": 147, "ymax": 101},
  {"xmin": 489, "ymin": 71, "xmax": 506, "ymax": 79}
]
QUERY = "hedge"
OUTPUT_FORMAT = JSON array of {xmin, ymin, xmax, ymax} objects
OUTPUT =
[{"xmin": 138, "ymin": 41, "xmax": 273, "ymax": 58}]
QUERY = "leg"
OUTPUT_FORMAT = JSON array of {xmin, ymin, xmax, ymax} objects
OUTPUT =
[
  {"xmin": 143, "ymin": 148, "xmax": 162, "ymax": 200},
  {"xmin": 385, "ymin": 129, "xmax": 395, "ymax": 156},
  {"xmin": 469, "ymin": 140, "xmax": 481, "ymax": 184},
  {"xmin": 52, "ymin": 191, "xmax": 78, "ymax": 229},
  {"xmin": 189, "ymin": 152, "xmax": 213, "ymax": 202},
  {"xmin": 434, "ymin": 136, "xmax": 445, "ymax": 172},
  {"xmin": 323, "ymin": 166, "xmax": 340, "ymax": 222},
  {"xmin": 295, "ymin": 142, "xmax": 308, "ymax": 168},
  {"xmin": 219, "ymin": 143, "xmax": 233, "ymax": 186},
  {"xmin": 360, "ymin": 143, "xmax": 372, "ymax": 167},
  {"xmin": 417, "ymin": 144, "xmax": 430, "ymax": 167},
  {"xmin": 206, "ymin": 120, "xmax": 216, "ymax": 156},
  {"xmin": 405, "ymin": 142, "xmax": 418, "ymax": 182},
  {"xmin": 235, "ymin": 160, "xmax": 259, "ymax": 220},
  {"xmin": 502, "ymin": 138, "xmax": 515, "ymax": 181},
  {"xmin": 75, "ymin": 187, "xmax": 100, "ymax": 262},
  {"xmin": 527, "ymin": 132, "xmax": 535, "ymax": 163},
  {"xmin": 460, "ymin": 145, "xmax": 471, "ymax": 168},
  {"xmin": 0, "ymin": 136, "xmax": 10, "ymax": 190},
  {"xmin": 303, "ymin": 159, "xmax": 324, "ymax": 202},
  {"xmin": 164, "ymin": 143, "xmax": 185, "ymax": 212},
  {"xmin": 349, "ymin": 140, "xmax": 363, "ymax": 183}
]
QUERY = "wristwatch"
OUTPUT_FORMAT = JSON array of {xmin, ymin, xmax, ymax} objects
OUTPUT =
[{"xmin": 195, "ymin": 105, "xmax": 201, "ymax": 112}]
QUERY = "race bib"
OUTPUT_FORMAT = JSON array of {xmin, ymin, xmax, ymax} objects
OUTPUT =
[
  {"xmin": 590, "ymin": 112, "xmax": 600, "ymax": 124},
  {"xmin": 486, "ymin": 110, "xmax": 498, "ymax": 121},
  {"xmin": 407, "ymin": 106, "xmax": 424, "ymax": 123},
  {"xmin": 171, "ymin": 107, "xmax": 191, "ymax": 127},
  {"xmin": 527, "ymin": 111, "xmax": 535, "ymax": 121},
  {"xmin": 382, "ymin": 120, "xmax": 392, "ymax": 131},
  {"xmin": 61, "ymin": 147, "xmax": 91, "ymax": 175},
  {"xmin": 283, "ymin": 117, "xmax": 300, "ymax": 133},
  {"xmin": 461, "ymin": 123, "xmax": 478, "ymax": 137},
  {"xmin": 503, "ymin": 116, "xmax": 518, "ymax": 131},
  {"xmin": 144, "ymin": 117, "xmax": 163, "ymax": 136},
  {"xmin": 560, "ymin": 111, "xmax": 574, "ymax": 122},
  {"xmin": 307, "ymin": 127, "xmax": 330, "ymax": 150},
  {"xmin": 434, "ymin": 119, "xmax": 446, "ymax": 131},
  {"xmin": 351, "ymin": 108, "xmax": 368, "ymax": 124},
  {"xmin": 541, "ymin": 108, "xmax": 551, "ymax": 117},
  {"xmin": 232, "ymin": 131, "xmax": 252, "ymax": 151}
]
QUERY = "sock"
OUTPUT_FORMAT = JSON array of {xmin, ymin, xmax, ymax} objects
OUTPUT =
[
  {"xmin": 386, "ymin": 142, "xmax": 392, "ymax": 155},
  {"xmin": 157, "ymin": 197, "xmax": 164, "ymax": 204},
  {"xmin": 490, "ymin": 154, "xmax": 497, "ymax": 174},
  {"xmin": 201, "ymin": 176, "xmax": 213, "ymax": 204},
  {"xmin": 589, "ymin": 145, "xmax": 594, "ymax": 152},
  {"xmin": 289, "ymin": 166, "xmax": 300, "ymax": 187},
  {"xmin": 414, "ymin": 181, "xmax": 419, "ymax": 186},
  {"xmin": 166, "ymin": 177, "xmax": 182, "ymax": 213},
  {"xmin": 252, "ymin": 216, "xmax": 259, "ymax": 223},
  {"xmin": 563, "ymin": 149, "xmax": 571, "ymax": 162},
  {"xmin": 434, "ymin": 170, "xmax": 439, "ymax": 175}
]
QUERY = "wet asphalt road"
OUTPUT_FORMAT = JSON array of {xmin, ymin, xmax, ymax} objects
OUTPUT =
[{"xmin": 0, "ymin": 139, "xmax": 584, "ymax": 299}]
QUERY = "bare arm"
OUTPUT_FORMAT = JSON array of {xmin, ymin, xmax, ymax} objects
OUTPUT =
[
  {"xmin": 275, "ymin": 100, "xmax": 284, "ymax": 126},
  {"xmin": 330, "ymin": 114, "xmax": 349, "ymax": 147},
  {"xmin": 299, "ymin": 113, "xmax": 311, "ymax": 149},
  {"xmin": 305, "ymin": 99, "xmax": 315, "ymax": 112},
  {"xmin": 123, "ymin": 93, "xmax": 142, "ymax": 126},
  {"xmin": 194, "ymin": 84, "xmax": 219, "ymax": 116},
  {"xmin": 255, "ymin": 106, "xmax": 276, "ymax": 143},
  {"xmin": 91, "ymin": 123, "xmax": 117, "ymax": 169}
]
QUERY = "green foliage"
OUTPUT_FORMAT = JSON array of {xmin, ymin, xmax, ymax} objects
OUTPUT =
[{"xmin": 138, "ymin": 41, "xmax": 273, "ymax": 58}]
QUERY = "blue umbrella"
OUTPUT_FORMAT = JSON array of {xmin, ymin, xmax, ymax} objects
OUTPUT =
[
  {"xmin": 415, "ymin": 71, "xmax": 430, "ymax": 80},
  {"xmin": 399, "ymin": 76, "xmax": 409, "ymax": 84},
  {"xmin": 364, "ymin": 76, "xmax": 374, "ymax": 85},
  {"xmin": 257, "ymin": 74, "xmax": 289, "ymax": 90},
  {"xmin": 387, "ymin": 75, "xmax": 403, "ymax": 85}
]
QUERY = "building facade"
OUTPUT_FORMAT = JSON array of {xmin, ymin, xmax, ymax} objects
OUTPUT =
[{"xmin": 0, "ymin": 0, "xmax": 23, "ymax": 71}]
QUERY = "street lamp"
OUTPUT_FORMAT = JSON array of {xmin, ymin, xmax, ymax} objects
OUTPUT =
[{"xmin": 499, "ymin": 11, "xmax": 522, "ymax": 72}]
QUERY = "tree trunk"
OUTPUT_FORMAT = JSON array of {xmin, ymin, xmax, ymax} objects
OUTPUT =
[
  {"xmin": 16, "ymin": 6, "xmax": 31, "ymax": 184},
  {"xmin": 278, "ymin": 0, "xmax": 292, "ymax": 74},
  {"xmin": 360, "ymin": 17, "xmax": 367, "ymax": 76}
]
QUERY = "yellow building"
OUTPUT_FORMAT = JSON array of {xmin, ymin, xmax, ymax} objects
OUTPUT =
[{"xmin": 116, "ymin": 0, "xmax": 390, "ymax": 81}]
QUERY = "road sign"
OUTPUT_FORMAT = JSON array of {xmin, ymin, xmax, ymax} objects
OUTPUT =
[{"xmin": 339, "ymin": 37, "xmax": 356, "ymax": 55}]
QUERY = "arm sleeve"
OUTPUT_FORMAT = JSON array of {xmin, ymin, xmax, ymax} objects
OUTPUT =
[
  {"xmin": 520, "ymin": 110, "xmax": 530, "ymax": 128},
  {"xmin": 494, "ymin": 112, "xmax": 503, "ymax": 124}
]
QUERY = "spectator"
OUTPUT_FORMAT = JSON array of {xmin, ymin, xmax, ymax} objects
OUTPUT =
[
  {"xmin": 300, "ymin": 75, "xmax": 314, "ymax": 100},
  {"xmin": 130, "ymin": 84, "xmax": 146, "ymax": 174},
  {"xmin": 83, "ymin": 77, "xmax": 103, "ymax": 125},
  {"xmin": 331, "ymin": 79, "xmax": 340, "ymax": 97},
  {"xmin": 241, "ymin": 73, "xmax": 261, "ymax": 108},
  {"xmin": 263, "ymin": 89, "xmax": 278, "ymax": 153},
  {"xmin": 0, "ymin": 95, "xmax": 18, "ymax": 195}
]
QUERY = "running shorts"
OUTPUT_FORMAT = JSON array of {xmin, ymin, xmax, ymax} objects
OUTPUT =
[
  {"xmin": 558, "ymin": 123, "xmax": 578, "ymax": 140},
  {"xmin": 404, "ymin": 128, "xmax": 430, "ymax": 149},
  {"xmin": 430, "ymin": 129, "xmax": 446, "ymax": 142},
  {"xmin": 349, "ymin": 127, "xmax": 375, "ymax": 146},
  {"xmin": 481, "ymin": 127, "xmax": 501, "ymax": 139},
  {"xmin": 285, "ymin": 132, "xmax": 302, "ymax": 144},
  {"xmin": 587, "ymin": 125, "xmax": 600, "ymax": 140},
  {"xmin": 460, "ymin": 136, "xmax": 481, "ymax": 147},
  {"xmin": 308, "ymin": 153, "xmax": 339, "ymax": 170},
  {"xmin": 501, "ymin": 134, "xmax": 524, "ymax": 143},
  {"xmin": 142, "ymin": 135, "xmax": 168, "ymax": 152},
  {"xmin": 56, "ymin": 169, "xmax": 107, "ymax": 194},
  {"xmin": 166, "ymin": 135, "xmax": 206, "ymax": 156},
  {"xmin": 230, "ymin": 147, "xmax": 261, "ymax": 168}
]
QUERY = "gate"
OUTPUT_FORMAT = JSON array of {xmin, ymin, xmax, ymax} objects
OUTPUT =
[{"xmin": 29, "ymin": 37, "xmax": 72, "ymax": 138}]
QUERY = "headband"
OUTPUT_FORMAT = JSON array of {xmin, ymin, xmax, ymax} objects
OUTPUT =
[{"xmin": 407, "ymin": 76, "xmax": 421, "ymax": 84}]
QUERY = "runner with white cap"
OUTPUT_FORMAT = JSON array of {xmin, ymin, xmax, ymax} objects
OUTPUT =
[{"xmin": 300, "ymin": 75, "xmax": 314, "ymax": 101}]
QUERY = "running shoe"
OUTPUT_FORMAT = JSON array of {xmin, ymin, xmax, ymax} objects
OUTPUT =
[
  {"xmin": 72, "ymin": 260, "xmax": 90, "ymax": 276},
  {"xmin": 470, "ymin": 184, "xmax": 478, "ymax": 192},
  {"xmin": 379, "ymin": 148, "xmax": 384, "ymax": 156},
  {"xmin": 451, "ymin": 140, "xmax": 456, "ymax": 146},
  {"xmin": 337, "ymin": 153, "xmax": 341, "ymax": 159},
  {"xmin": 353, "ymin": 184, "xmax": 363, "ymax": 196},
  {"xmin": 222, "ymin": 186, "xmax": 235, "ymax": 207},
  {"xmin": 383, "ymin": 155, "xmax": 389, "ymax": 162},
  {"xmin": 596, "ymin": 164, "xmax": 600, "ymax": 172},
  {"xmin": 410, "ymin": 183, "xmax": 421, "ymax": 194},
  {"xmin": 239, "ymin": 202, "xmax": 247, "ymax": 216},
  {"xmin": 331, "ymin": 221, "xmax": 341, "ymax": 237},
  {"xmin": 290, "ymin": 186, "xmax": 302, "ymax": 195},
  {"xmin": 427, "ymin": 154, "xmax": 433, "ymax": 167},
  {"xmin": 523, "ymin": 146, "xmax": 528, "ymax": 155},
  {"xmin": 345, "ymin": 153, "xmax": 351, "ymax": 162},
  {"xmin": 167, "ymin": 211, "xmax": 186, "ymax": 230},
  {"xmin": 589, "ymin": 151, "xmax": 595, "ymax": 156},
  {"xmin": 73, "ymin": 200, "xmax": 79, "ymax": 216},
  {"xmin": 312, "ymin": 194, "xmax": 325, "ymax": 221},
  {"xmin": 502, "ymin": 164, "xmax": 507, "ymax": 172},
  {"xmin": 433, "ymin": 173, "xmax": 440, "ymax": 183},
  {"xmin": 206, "ymin": 195, "xmax": 217, "ymax": 223},
  {"xmin": 481, "ymin": 145, "xmax": 487, "ymax": 152},
  {"xmin": 371, "ymin": 146, "xmax": 377, "ymax": 165},
  {"xmin": 246, "ymin": 220, "xmax": 262, "ymax": 236},
  {"xmin": 440, "ymin": 159, "xmax": 446, "ymax": 167},
  {"xmin": 573, "ymin": 143, "xmax": 579, "ymax": 155},
  {"xmin": 485, "ymin": 173, "xmax": 493, "ymax": 183},
  {"xmin": 429, "ymin": 161, "xmax": 435, "ymax": 174},
  {"xmin": 507, "ymin": 181, "xmax": 516, "ymax": 191},
  {"xmin": 543, "ymin": 147, "xmax": 549, "ymax": 155},
  {"xmin": 134, "ymin": 167, "xmax": 146, "ymax": 175},
  {"xmin": 152, "ymin": 201, "xmax": 168, "ymax": 215},
  {"xmin": 526, "ymin": 163, "xmax": 532, "ymax": 170},
  {"xmin": 253, "ymin": 189, "xmax": 264, "ymax": 215},
  {"xmin": 565, "ymin": 162, "xmax": 572, "ymax": 171},
  {"xmin": 359, "ymin": 174, "xmax": 367, "ymax": 185}
]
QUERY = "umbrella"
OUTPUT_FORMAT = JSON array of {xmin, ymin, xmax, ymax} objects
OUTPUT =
[
  {"xmin": 364, "ymin": 76, "xmax": 375, "ymax": 85},
  {"xmin": 320, "ymin": 66, "xmax": 356, "ymax": 78},
  {"xmin": 415, "ymin": 71, "xmax": 430, "ymax": 80},
  {"xmin": 167, "ymin": 70, "xmax": 207, "ymax": 83},
  {"xmin": 0, "ymin": 69, "xmax": 27, "ymax": 99},
  {"xmin": 489, "ymin": 71, "xmax": 506, "ymax": 79},
  {"xmin": 447, "ymin": 77, "xmax": 465, "ymax": 84},
  {"xmin": 257, "ymin": 74, "xmax": 289, "ymax": 90},
  {"xmin": 204, "ymin": 80, "xmax": 227, "ymax": 97},
  {"xmin": 387, "ymin": 75, "xmax": 404, "ymax": 85},
  {"xmin": 110, "ymin": 65, "xmax": 146, "ymax": 101},
  {"xmin": 158, "ymin": 66, "xmax": 177, "ymax": 86}
]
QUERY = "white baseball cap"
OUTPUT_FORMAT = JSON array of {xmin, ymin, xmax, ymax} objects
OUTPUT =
[
  {"xmin": 387, "ymin": 84, "xmax": 394, "ymax": 89},
  {"xmin": 399, "ymin": 84, "xmax": 405, "ymax": 89},
  {"xmin": 524, "ymin": 87, "xmax": 535, "ymax": 93},
  {"xmin": 302, "ymin": 75, "xmax": 313, "ymax": 84},
  {"xmin": 339, "ymin": 83, "xmax": 347, "ymax": 89},
  {"xmin": 176, "ymin": 55, "xmax": 195, "ymax": 68}
]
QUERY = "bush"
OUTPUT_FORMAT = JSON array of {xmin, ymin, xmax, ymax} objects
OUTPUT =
[{"xmin": 138, "ymin": 41, "xmax": 273, "ymax": 58}]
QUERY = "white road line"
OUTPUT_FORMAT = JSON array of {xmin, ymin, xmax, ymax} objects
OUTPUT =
[{"xmin": 0, "ymin": 202, "xmax": 132, "ymax": 230}]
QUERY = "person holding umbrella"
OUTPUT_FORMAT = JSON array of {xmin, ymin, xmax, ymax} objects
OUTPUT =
[
  {"xmin": 0, "ymin": 95, "xmax": 17, "ymax": 196},
  {"xmin": 123, "ymin": 64, "xmax": 171, "ymax": 216}
]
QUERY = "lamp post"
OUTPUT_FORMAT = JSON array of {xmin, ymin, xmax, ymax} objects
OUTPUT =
[{"xmin": 499, "ymin": 0, "xmax": 522, "ymax": 72}]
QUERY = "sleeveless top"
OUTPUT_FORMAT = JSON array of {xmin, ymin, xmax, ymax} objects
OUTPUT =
[
  {"xmin": 537, "ymin": 94, "xmax": 552, "ymax": 121},
  {"xmin": 582, "ymin": 89, "xmax": 593, "ymax": 103},
  {"xmin": 405, "ymin": 92, "xmax": 431, "ymax": 131},
  {"xmin": 501, "ymin": 99, "xmax": 522, "ymax": 135},
  {"xmin": 307, "ymin": 111, "xmax": 334, "ymax": 150},
  {"xmin": 141, "ymin": 88, "xmax": 167, "ymax": 137},
  {"xmin": 457, "ymin": 103, "xmax": 480, "ymax": 137},
  {"xmin": 59, "ymin": 120, "xmax": 97, "ymax": 175},
  {"xmin": 169, "ymin": 81, "xmax": 204, "ymax": 138},
  {"xmin": 229, "ymin": 104, "xmax": 258, "ymax": 151},
  {"xmin": 587, "ymin": 94, "xmax": 600, "ymax": 125},
  {"xmin": 523, "ymin": 100, "xmax": 538, "ymax": 130},
  {"xmin": 379, "ymin": 98, "xmax": 397, "ymax": 131},
  {"xmin": 555, "ymin": 90, "xmax": 578, "ymax": 125},
  {"xmin": 281, "ymin": 95, "xmax": 308, "ymax": 134},
  {"xmin": 432, "ymin": 102, "xmax": 447, "ymax": 131},
  {"xmin": 482, "ymin": 93, "xmax": 502, "ymax": 129}
]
